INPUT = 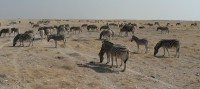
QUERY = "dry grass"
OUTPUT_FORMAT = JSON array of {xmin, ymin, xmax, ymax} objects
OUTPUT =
[{"xmin": 0, "ymin": 19, "xmax": 200, "ymax": 89}]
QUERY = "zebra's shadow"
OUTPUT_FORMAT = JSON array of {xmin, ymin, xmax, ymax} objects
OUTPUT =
[
  {"xmin": 77, "ymin": 61, "xmax": 115, "ymax": 73},
  {"xmin": 155, "ymin": 56, "xmax": 169, "ymax": 58}
]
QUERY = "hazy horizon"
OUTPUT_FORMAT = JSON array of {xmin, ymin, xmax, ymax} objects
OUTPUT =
[{"xmin": 0, "ymin": 0, "xmax": 200, "ymax": 21}]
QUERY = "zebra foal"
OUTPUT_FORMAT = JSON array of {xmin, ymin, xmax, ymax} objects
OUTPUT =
[
  {"xmin": 154, "ymin": 39, "xmax": 180, "ymax": 58},
  {"xmin": 131, "ymin": 35, "xmax": 148, "ymax": 53},
  {"xmin": 157, "ymin": 26, "xmax": 169, "ymax": 34}
]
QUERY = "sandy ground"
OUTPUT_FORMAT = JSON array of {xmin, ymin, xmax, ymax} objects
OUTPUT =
[{"xmin": 0, "ymin": 19, "xmax": 200, "ymax": 89}]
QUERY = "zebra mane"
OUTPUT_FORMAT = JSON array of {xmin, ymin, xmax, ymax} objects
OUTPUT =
[{"xmin": 154, "ymin": 41, "xmax": 162, "ymax": 50}]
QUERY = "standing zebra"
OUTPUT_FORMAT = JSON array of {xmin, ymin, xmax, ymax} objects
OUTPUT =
[
  {"xmin": 119, "ymin": 24, "xmax": 135, "ymax": 37},
  {"xmin": 99, "ymin": 40, "xmax": 129, "ymax": 72},
  {"xmin": 47, "ymin": 34, "xmax": 66, "ymax": 48},
  {"xmin": 154, "ymin": 39, "xmax": 180, "ymax": 58},
  {"xmin": 157, "ymin": 26, "xmax": 169, "ymax": 34},
  {"xmin": 87, "ymin": 25, "xmax": 98, "ymax": 32},
  {"xmin": 99, "ymin": 30, "xmax": 114, "ymax": 40},
  {"xmin": 0, "ymin": 28, "xmax": 11, "ymax": 37},
  {"xmin": 70, "ymin": 26, "xmax": 82, "ymax": 34},
  {"xmin": 100, "ymin": 25, "xmax": 110, "ymax": 31},
  {"xmin": 131, "ymin": 35, "xmax": 148, "ymax": 53},
  {"xmin": 13, "ymin": 33, "xmax": 35, "ymax": 47}
]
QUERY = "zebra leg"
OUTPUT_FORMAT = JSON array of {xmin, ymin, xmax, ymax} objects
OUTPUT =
[
  {"xmin": 110, "ymin": 54, "xmax": 114, "ymax": 68},
  {"xmin": 176, "ymin": 47, "xmax": 180, "ymax": 58},
  {"xmin": 120, "ymin": 59, "xmax": 123, "ymax": 67},
  {"xmin": 137, "ymin": 44, "xmax": 139, "ymax": 53},
  {"xmin": 166, "ymin": 48, "xmax": 170, "ymax": 57},
  {"xmin": 163, "ymin": 48, "xmax": 165, "ymax": 56},
  {"xmin": 106, "ymin": 52, "xmax": 110, "ymax": 64},
  {"xmin": 55, "ymin": 40, "xmax": 57, "ymax": 48},
  {"xmin": 115, "ymin": 57, "xmax": 118, "ymax": 68},
  {"xmin": 28, "ymin": 41, "xmax": 31, "ymax": 47},
  {"xmin": 22, "ymin": 41, "xmax": 24, "ymax": 47},
  {"xmin": 145, "ymin": 44, "xmax": 148, "ymax": 53}
]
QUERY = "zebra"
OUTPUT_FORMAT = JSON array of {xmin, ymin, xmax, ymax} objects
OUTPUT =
[
  {"xmin": 99, "ymin": 40, "xmax": 129, "ymax": 72},
  {"xmin": 32, "ymin": 24, "xmax": 39, "ymax": 28},
  {"xmin": 119, "ymin": 24, "xmax": 135, "ymax": 36},
  {"xmin": 13, "ymin": 33, "xmax": 35, "ymax": 47},
  {"xmin": 99, "ymin": 30, "xmax": 114, "ymax": 40},
  {"xmin": 0, "ymin": 28, "xmax": 11, "ymax": 37},
  {"xmin": 47, "ymin": 34, "xmax": 66, "ymax": 48},
  {"xmin": 70, "ymin": 26, "xmax": 82, "ymax": 34},
  {"xmin": 81, "ymin": 24, "xmax": 88, "ymax": 29},
  {"xmin": 154, "ymin": 39, "xmax": 180, "ymax": 58},
  {"xmin": 24, "ymin": 30, "xmax": 34, "ymax": 34},
  {"xmin": 157, "ymin": 26, "xmax": 169, "ymax": 34},
  {"xmin": 176, "ymin": 23, "xmax": 181, "ymax": 26},
  {"xmin": 87, "ymin": 25, "xmax": 98, "ymax": 32},
  {"xmin": 154, "ymin": 22, "xmax": 160, "ymax": 26},
  {"xmin": 11, "ymin": 28, "xmax": 19, "ymax": 36},
  {"xmin": 56, "ymin": 25, "xmax": 66, "ymax": 35},
  {"xmin": 100, "ymin": 25, "xmax": 110, "ymax": 31},
  {"xmin": 131, "ymin": 35, "xmax": 148, "ymax": 53}
]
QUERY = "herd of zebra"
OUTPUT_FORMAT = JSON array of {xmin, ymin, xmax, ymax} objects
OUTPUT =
[{"xmin": 0, "ymin": 21, "xmax": 190, "ymax": 72}]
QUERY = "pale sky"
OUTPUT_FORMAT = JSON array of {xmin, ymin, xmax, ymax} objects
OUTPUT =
[{"xmin": 0, "ymin": 0, "xmax": 200, "ymax": 20}]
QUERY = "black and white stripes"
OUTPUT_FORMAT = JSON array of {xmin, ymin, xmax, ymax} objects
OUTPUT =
[
  {"xmin": 99, "ymin": 40, "xmax": 129, "ymax": 72},
  {"xmin": 47, "ymin": 34, "xmax": 66, "ymax": 48},
  {"xmin": 131, "ymin": 35, "xmax": 148, "ymax": 53},
  {"xmin": 154, "ymin": 39, "xmax": 180, "ymax": 58}
]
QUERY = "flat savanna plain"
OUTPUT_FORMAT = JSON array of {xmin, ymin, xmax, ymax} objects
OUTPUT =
[{"xmin": 0, "ymin": 19, "xmax": 200, "ymax": 89}]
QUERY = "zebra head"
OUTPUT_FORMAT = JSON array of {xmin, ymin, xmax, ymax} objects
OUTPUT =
[
  {"xmin": 131, "ymin": 35, "xmax": 138, "ymax": 42},
  {"xmin": 13, "ymin": 34, "xmax": 21, "ymax": 47},
  {"xmin": 154, "ymin": 41, "xmax": 162, "ymax": 56}
]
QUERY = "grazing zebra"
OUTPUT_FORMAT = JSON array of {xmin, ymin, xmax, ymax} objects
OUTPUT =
[
  {"xmin": 47, "ymin": 34, "xmax": 66, "ymax": 48},
  {"xmin": 87, "ymin": 25, "xmax": 98, "ymax": 32},
  {"xmin": 11, "ymin": 28, "xmax": 19, "ymax": 36},
  {"xmin": 70, "ymin": 26, "xmax": 82, "ymax": 34},
  {"xmin": 100, "ymin": 25, "xmax": 110, "ymax": 31},
  {"xmin": 154, "ymin": 39, "xmax": 180, "ymax": 58},
  {"xmin": 99, "ymin": 30, "xmax": 114, "ymax": 40},
  {"xmin": 131, "ymin": 35, "xmax": 148, "ymax": 53},
  {"xmin": 0, "ymin": 28, "xmax": 11, "ymax": 37},
  {"xmin": 139, "ymin": 26, "xmax": 145, "ymax": 29},
  {"xmin": 176, "ymin": 23, "xmax": 181, "ymax": 26},
  {"xmin": 119, "ymin": 24, "xmax": 135, "ymax": 36},
  {"xmin": 99, "ymin": 40, "xmax": 129, "ymax": 72},
  {"xmin": 81, "ymin": 24, "xmax": 88, "ymax": 29},
  {"xmin": 24, "ymin": 30, "xmax": 34, "ymax": 34},
  {"xmin": 191, "ymin": 23, "xmax": 197, "ymax": 26},
  {"xmin": 13, "ymin": 33, "xmax": 35, "ymax": 47},
  {"xmin": 32, "ymin": 24, "xmax": 39, "ymax": 28},
  {"xmin": 157, "ymin": 26, "xmax": 169, "ymax": 34}
]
